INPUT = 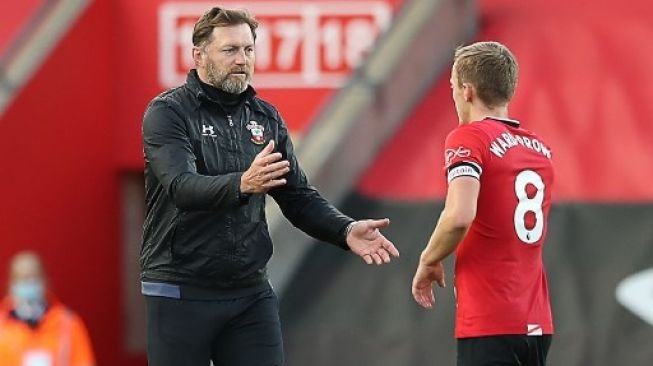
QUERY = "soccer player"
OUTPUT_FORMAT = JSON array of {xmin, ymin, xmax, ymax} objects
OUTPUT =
[{"xmin": 411, "ymin": 41, "xmax": 554, "ymax": 365}]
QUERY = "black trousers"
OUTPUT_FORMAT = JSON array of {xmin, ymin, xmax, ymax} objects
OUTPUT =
[
  {"xmin": 145, "ymin": 289, "xmax": 283, "ymax": 366},
  {"xmin": 457, "ymin": 335, "xmax": 552, "ymax": 366}
]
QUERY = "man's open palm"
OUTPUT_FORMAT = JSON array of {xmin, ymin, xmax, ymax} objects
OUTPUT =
[{"xmin": 346, "ymin": 219, "xmax": 399, "ymax": 265}]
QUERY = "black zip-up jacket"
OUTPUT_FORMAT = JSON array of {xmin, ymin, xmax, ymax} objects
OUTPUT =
[{"xmin": 141, "ymin": 70, "xmax": 354, "ymax": 289}]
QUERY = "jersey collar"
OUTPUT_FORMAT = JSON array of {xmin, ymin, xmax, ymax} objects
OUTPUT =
[{"xmin": 485, "ymin": 116, "xmax": 520, "ymax": 127}]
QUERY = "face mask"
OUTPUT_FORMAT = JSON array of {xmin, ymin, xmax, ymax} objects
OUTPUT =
[{"xmin": 11, "ymin": 280, "xmax": 45, "ymax": 304}]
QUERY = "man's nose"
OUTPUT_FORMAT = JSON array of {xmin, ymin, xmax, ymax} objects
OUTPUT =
[{"xmin": 234, "ymin": 49, "xmax": 247, "ymax": 64}]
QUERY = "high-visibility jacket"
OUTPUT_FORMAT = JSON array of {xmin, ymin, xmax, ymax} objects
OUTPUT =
[{"xmin": 0, "ymin": 296, "xmax": 95, "ymax": 366}]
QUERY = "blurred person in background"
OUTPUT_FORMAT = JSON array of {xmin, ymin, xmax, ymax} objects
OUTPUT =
[
  {"xmin": 412, "ymin": 42, "xmax": 554, "ymax": 365},
  {"xmin": 0, "ymin": 251, "xmax": 95, "ymax": 366},
  {"xmin": 141, "ymin": 6, "xmax": 399, "ymax": 366}
]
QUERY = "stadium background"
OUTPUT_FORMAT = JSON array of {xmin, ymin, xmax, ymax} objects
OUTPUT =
[{"xmin": 1, "ymin": 0, "xmax": 652, "ymax": 365}]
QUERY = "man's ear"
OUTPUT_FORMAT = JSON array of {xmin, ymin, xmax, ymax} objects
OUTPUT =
[
  {"xmin": 462, "ymin": 83, "xmax": 474, "ymax": 103},
  {"xmin": 192, "ymin": 46, "xmax": 204, "ymax": 68}
]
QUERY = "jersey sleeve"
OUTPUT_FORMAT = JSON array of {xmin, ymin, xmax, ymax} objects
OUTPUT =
[{"xmin": 443, "ymin": 126, "xmax": 489, "ymax": 183}]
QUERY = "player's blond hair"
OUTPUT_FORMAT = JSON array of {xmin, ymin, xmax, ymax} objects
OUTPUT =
[{"xmin": 454, "ymin": 41, "xmax": 518, "ymax": 107}]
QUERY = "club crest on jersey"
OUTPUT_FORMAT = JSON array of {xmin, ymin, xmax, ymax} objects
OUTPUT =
[
  {"xmin": 445, "ymin": 146, "xmax": 471, "ymax": 167},
  {"xmin": 246, "ymin": 121, "xmax": 265, "ymax": 145}
]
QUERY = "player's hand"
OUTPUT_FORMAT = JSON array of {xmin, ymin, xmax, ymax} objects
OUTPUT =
[
  {"xmin": 240, "ymin": 140, "xmax": 290, "ymax": 194},
  {"xmin": 346, "ymin": 219, "xmax": 399, "ymax": 265},
  {"xmin": 412, "ymin": 260, "xmax": 445, "ymax": 309}
]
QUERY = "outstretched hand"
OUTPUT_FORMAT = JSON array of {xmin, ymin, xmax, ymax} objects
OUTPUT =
[
  {"xmin": 412, "ymin": 261, "xmax": 445, "ymax": 309},
  {"xmin": 346, "ymin": 219, "xmax": 399, "ymax": 265}
]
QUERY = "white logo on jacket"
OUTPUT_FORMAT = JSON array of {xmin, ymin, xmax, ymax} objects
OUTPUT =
[{"xmin": 202, "ymin": 125, "xmax": 216, "ymax": 137}]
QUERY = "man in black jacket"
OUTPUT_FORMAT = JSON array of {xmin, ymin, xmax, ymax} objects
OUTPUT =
[{"xmin": 141, "ymin": 7, "xmax": 399, "ymax": 366}]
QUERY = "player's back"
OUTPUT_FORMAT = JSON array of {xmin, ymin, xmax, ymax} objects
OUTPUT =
[{"xmin": 444, "ymin": 117, "xmax": 554, "ymax": 338}]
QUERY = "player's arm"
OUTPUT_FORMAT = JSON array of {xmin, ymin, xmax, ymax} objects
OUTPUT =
[
  {"xmin": 412, "ymin": 174, "xmax": 480, "ymax": 309},
  {"xmin": 421, "ymin": 176, "xmax": 479, "ymax": 266},
  {"xmin": 412, "ymin": 125, "xmax": 487, "ymax": 308}
]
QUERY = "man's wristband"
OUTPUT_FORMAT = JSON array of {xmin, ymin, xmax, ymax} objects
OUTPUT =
[{"xmin": 344, "ymin": 221, "xmax": 357, "ymax": 239}]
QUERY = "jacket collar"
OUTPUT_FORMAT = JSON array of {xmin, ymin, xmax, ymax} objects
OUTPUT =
[{"xmin": 185, "ymin": 69, "xmax": 256, "ymax": 106}]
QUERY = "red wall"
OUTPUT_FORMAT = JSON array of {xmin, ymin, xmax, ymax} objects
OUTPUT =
[
  {"xmin": 0, "ymin": 0, "xmax": 45, "ymax": 55},
  {"xmin": 359, "ymin": 0, "xmax": 653, "ymax": 202},
  {"xmin": 0, "ymin": 0, "xmax": 133, "ymax": 364}
]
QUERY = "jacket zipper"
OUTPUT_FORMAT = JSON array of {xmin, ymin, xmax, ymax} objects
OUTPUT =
[
  {"xmin": 226, "ymin": 114, "xmax": 237, "ymax": 154},
  {"xmin": 227, "ymin": 114, "xmax": 238, "ymax": 258}
]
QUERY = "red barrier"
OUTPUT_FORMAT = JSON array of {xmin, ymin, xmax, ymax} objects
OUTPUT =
[
  {"xmin": 359, "ymin": 0, "xmax": 653, "ymax": 202},
  {"xmin": 0, "ymin": 0, "xmax": 45, "ymax": 56}
]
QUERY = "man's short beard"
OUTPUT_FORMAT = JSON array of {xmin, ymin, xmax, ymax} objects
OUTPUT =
[{"xmin": 206, "ymin": 61, "xmax": 251, "ymax": 94}]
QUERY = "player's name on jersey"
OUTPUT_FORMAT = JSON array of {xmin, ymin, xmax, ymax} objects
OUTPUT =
[{"xmin": 489, "ymin": 132, "xmax": 552, "ymax": 159}]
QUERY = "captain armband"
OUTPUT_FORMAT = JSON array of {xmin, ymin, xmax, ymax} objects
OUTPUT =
[{"xmin": 447, "ymin": 163, "xmax": 481, "ymax": 183}]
